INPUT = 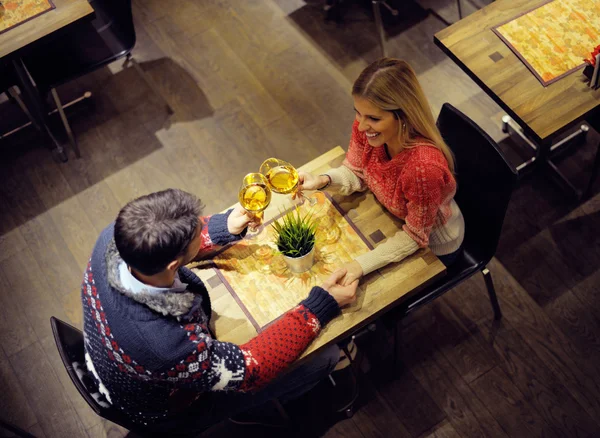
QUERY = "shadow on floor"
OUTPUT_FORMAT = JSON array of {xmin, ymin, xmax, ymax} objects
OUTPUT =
[
  {"xmin": 287, "ymin": 0, "xmax": 431, "ymax": 64},
  {"xmin": 0, "ymin": 57, "xmax": 213, "ymax": 232}
]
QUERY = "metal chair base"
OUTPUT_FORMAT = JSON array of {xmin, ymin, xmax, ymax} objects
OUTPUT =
[{"xmin": 502, "ymin": 115, "xmax": 591, "ymax": 200}]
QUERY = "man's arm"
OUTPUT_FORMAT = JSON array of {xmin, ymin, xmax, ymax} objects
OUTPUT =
[{"xmin": 157, "ymin": 270, "xmax": 357, "ymax": 393}]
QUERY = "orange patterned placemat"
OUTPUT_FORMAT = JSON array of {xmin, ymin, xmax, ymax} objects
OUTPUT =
[
  {"xmin": 0, "ymin": 0, "xmax": 55, "ymax": 34},
  {"xmin": 205, "ymin": 192, "xmax": 372, "ymax": 331},
  {"xmin": 492, "ymin": 0, "xmax": 600, "ymax": 86}
]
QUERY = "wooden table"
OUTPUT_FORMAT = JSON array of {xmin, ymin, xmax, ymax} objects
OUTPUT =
[
  {"xmin": 0, "ymin": 0, "xmax": 94, "ymax": 160},
  {"xmin": 191, "ymin": 147, "xmax": 446, "ymax": 363},
  {"xmin": 434, "ymin": 0, "xmax": 600, "ymax": 145},
  {"xmin": 0, "ymin": 0, "xmax": 94, "ymax": 58}
]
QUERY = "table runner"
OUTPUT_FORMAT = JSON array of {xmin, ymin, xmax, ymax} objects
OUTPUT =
[
  {"xmin": 0, "ymin": 0, "xmax": 55, "ymax": 34},
  {"xmin": 197, "ymin": 192, "xmax": 373, "ymax": 331},
  {"xmin": 492, "ymin": 0, "xmax": 600, "ymax": 86}
]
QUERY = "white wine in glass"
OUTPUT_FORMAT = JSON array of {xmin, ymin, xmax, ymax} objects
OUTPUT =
[
  {"xmin": 260, "ymin": 158, "xmax": 316, "ymax": 205},
  {"xmin": 238, "ymin": 173, "xmax": 271, "ymax": 233}
]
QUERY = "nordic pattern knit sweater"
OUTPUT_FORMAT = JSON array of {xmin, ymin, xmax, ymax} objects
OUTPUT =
[
  {"xmin": 81, "ymin": 210, "xmax": 340, "ymax": 426},
  {"xmin": 326, "ymin": 120, "xmax": 465, "ymax": 274}
]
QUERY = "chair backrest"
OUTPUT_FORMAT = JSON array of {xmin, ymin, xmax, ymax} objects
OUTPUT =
[
  {"xmin": 436, "ymin": 103, "xmax": 518, "ymax": 264},
  {"xmin": 50, "ymin": 317, "xmax": 197, "ymax": 437},
  {"xmin": 50, "ymin": 317, "xmax": 111, "ymax": 416},
  {"xmin": 88, "ymin": 0, "xmax": 136, "ymax": 51}
]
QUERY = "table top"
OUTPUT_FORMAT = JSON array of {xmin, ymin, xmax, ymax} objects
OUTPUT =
[
  {"xmin": 0, "ymin": 0, "xmax": 94, "ymax": 59},
  {"xmin": 434, "ymin": 0, "xmax": 600, "ymax": 144},
  {"xmin": 191, "ymin": 147, "xmax": 446, "ymax": 364}
]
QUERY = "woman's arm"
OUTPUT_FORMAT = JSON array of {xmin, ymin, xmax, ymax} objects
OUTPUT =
[
  {"xmin": 326, "ymin": 120, "xmax": 369, "ymax": 195},
  {"xmin": 300, "ymin": 121, "xmax": 369, "ymax": 196},
  {"xmin": 401, "ymin": 163, "xmax": 446, "ymax": 248},
  {"xmin": 354, "ymin": 230, "xmax": 420, "ymax": 276}
]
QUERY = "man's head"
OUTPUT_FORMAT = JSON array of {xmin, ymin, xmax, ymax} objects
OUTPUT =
[{"xmin": 114, "ymin": 189, "xmax": 203, "ymax": 276}]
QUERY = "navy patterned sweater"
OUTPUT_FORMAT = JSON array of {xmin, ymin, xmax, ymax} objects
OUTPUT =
[{"xmin": 81, "ymin": 211, "xmax": 340, "ymax": 425}]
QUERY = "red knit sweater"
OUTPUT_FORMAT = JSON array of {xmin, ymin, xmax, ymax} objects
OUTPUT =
[{"xmin": 343, "ymin": 120, "xmax": 457, "ymax": 247}]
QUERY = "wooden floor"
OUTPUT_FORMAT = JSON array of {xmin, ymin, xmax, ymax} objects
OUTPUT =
[{"xmin": 1, "ymin": 0, "xmax": 600, "ymax": 437}]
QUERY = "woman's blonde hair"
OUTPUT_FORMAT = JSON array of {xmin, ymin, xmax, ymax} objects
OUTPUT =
[{"xmin": 352, "ymin": 58, "xmax": 455, "ymax": 172}]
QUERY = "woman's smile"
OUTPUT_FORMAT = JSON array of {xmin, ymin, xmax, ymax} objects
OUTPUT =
[{"xmin": 353, "ymin": 96, "xmax": 400, "ymax": 150}]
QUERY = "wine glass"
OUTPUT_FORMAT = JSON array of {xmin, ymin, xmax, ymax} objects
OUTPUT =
[
  {"xmin": 238, "ymin": 172, "xmax": 272, "ymax": 234},
  {"xmin": 259, "ymin": 158, "xmax": 317, "ymax": 206}
]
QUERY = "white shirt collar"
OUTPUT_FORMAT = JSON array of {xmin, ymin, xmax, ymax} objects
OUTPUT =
[{"xmin": 118, "ymin": 262, "xmax": 188, "ymax": 295}]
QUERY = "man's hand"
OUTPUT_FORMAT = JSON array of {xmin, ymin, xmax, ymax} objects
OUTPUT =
[
  {"xmin": 339, "ymin": 260, "xmax": 363, "ymax": 286},
  {"xmin": 321, "ymin": 268, "xmax": 359, "ymax": 307},
  {"xmin": 227, "ymin": 205, "xmax": 262, "ymax": 235}
]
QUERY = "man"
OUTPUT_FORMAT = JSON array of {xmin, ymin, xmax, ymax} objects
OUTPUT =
[{"xmin": 81, "ymin": 188, "xmax": 358, "ymax": 434}]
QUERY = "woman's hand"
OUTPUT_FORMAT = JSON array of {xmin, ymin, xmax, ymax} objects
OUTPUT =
[
  {"xmin": 339, "ymin": 260, "xmax": 363, "ymax": 286},
  {"xmin": 227, "ymin": 205, "xmax": 262, "ymax": 235},
  {"xmin": 298, "ymin": 172, "xmax": 328, "ymax": 191},
  {"xmin": 294, "ymin": 172, "xmax": 329, "ymax": 201}
]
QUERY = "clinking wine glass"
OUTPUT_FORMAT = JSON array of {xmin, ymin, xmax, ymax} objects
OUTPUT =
[
  {"xmin": 238, "ymin": 172, "xmax": 272, "ymax": 235},
  {"xmin": 259, "ymin": 158, "xmax": 317, "ymax": 207}
]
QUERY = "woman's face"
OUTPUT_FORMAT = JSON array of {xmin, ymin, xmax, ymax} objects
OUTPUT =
[{"xmin": 353, "ymin": 96, "xmax": 400, "ymax": 148}]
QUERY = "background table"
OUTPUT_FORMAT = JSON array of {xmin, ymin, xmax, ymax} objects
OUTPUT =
[
  {"xmin": 190, "ymin": 147, "xmax": 446, "ymax": 363},
  {"xmin": 0, "ymin": 0, "xmax": 94, "ymax": 160},
  {"xmin": 0, "ymin": 0, "xmax": 93, "ymax": 58},
  {"xmin": 434, "ymin": 0, "xmax": 600, "ymax": 145}
]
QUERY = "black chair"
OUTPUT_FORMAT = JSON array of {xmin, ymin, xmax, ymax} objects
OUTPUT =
[
  {"xmin": 50, "ymin": 317, "xmax": 158, "ymax": 436},
  {"xmin": 389, "ymin": 103, "xmax": 518, "ymax": 363},
  {"xmin": 50, "ymin": 317, "xmax": 291, "ymax": 434},
  {"xmin": 583, "ymin": 110, "xmax": 600, "ymax": 200},
  {"xmin": 23, "ymin": 0, "xmax": 172, "ymax": 159}
]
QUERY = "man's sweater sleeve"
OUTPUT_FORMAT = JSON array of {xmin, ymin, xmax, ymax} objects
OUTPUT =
[
  {"xmin": 198, "ymin": 209, "xmax": 245, "ymax": 252},
  {"xmin": 170, "ymin": 287, "xmax": 339, "ymax": 393}
]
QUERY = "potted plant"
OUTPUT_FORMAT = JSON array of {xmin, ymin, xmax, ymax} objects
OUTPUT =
[{"xmin": 272, "ymin": 207, "xmax": 317, "ymax": 273}]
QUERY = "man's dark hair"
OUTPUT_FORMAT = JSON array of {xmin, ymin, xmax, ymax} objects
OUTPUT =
[{"xmin": 114, "ymin": 189, "xmax": 203, "ymax": 275}]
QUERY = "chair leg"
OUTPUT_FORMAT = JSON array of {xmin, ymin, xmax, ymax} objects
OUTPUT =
[
  {"xmin": 371, "ymin": 1, "xmax": 387, "ymax": 57},
  {"xmin": 391, "ymin": 318, "xmax": 403, "ymax": 377},
  {"xmin": 125, "ymin": 54, "xmax": 174, "ymax": 115},
  {"xmin": 582, "ymin": 141, "xmax": 600, "ymax": 200},
  {"xmin": 51, "ymin": 88, "xmax": 81, "ymax": 158},
  {"xmin": 457, "ymin": 0, "xmax": 463, "ymax": 19},
  {"xmin": 6, "ymin": 86, "xmax": 38, "ymax": 128},
  {"xmin": 482, "ymin": 267, "xmax": 502, "ymax": 320},
  {"xmin": 271, "ymin": 398, "xmax": 291, "ymax": 423}
]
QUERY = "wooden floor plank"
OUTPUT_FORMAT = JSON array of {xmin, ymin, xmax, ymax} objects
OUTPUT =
[
  {"xmin": 10, "ymin": 342, "xmax": 88, "ymax": 438},
  {"xmin": 0, "ymin": 350, "xmax": 38, "ymax": 431},
  {"xmin": 487, "ymin": 258, "xmax": 600, "ymax": 422},
  {"xmin": 39, "ymin": 334, "xmax": 101, "ymax": 431},
  {"xmin": 350, "ymin": 373, "xmax": 413, "ymax": 438},
  {"xmin": 372, "ymin": 365, "xmax": 446, "ymax": 438},
  {"xmin": 0, "ymin": 269, "xmax": 37, "ymax": 357},
  {"xmin": 415, "ymin": 300, "xmax": 496, "ymax": 384},
  {"xmin": 0, "ymin": 248, "xmax": 70, "ymax": 342},
  {"xmin": 477, "ymin": 321, "xmax": 600, "ymax": 437},
  {"xmin": 417, "ymin": 420, "xmax": 461, "ymax": 438},
  {"xmin": 402, "ymin": 319, "xmax": 508, "ymax": 438},
  {"xmin": 470, "ymin": 366, "xmax": 561, "ymax": 438}
]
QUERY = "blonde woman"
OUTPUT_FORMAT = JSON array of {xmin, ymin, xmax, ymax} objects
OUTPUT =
[{"xmin": 299, "ymin": 58, "xmax": 465, "ymax": 285}]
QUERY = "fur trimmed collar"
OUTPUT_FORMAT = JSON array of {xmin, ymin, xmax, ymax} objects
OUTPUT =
[{"xmin": 105, "ymin": 239, "xmax": 198, "ymax": 318}]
